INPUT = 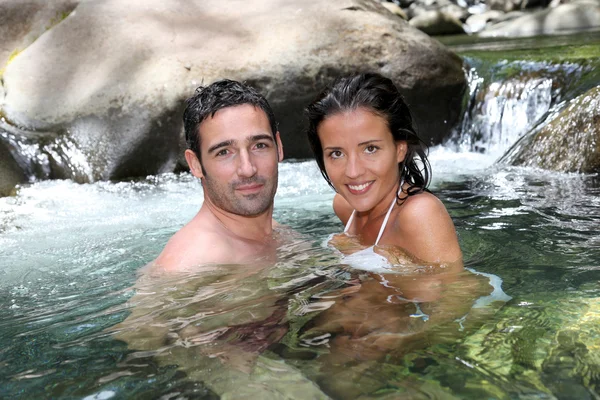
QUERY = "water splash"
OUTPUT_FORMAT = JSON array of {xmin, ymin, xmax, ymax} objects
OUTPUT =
[{"xmin": 0, "ymin": 119, "xmax": 94, "ymax": 183}]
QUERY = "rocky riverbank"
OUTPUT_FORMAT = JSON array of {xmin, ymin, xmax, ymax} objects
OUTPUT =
[{"xmin": 380, "ymin": 0, "xmax": 600, "ymax": 36}]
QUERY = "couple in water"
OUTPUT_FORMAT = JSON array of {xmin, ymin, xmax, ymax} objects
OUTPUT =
[
  {"xmin": 153, "ymin": 72, "xmax": 461, "ymax": 272},
  {"xmin": 115, "ymin": 73, "xmax": 508, "ymax": 398}
]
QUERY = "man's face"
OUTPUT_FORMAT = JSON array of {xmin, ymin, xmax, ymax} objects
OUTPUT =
[{"xmin": 186, "ymin": 104, "xmax": 283, "ymax": 217}]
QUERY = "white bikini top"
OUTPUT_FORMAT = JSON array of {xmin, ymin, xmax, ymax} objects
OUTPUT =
[{"xmin": 339, "ymin": 190, "xmax": 398, "ymax": 273}]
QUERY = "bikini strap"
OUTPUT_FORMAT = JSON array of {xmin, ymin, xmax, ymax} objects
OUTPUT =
[
  {"xmin": 375, "ymin": 195, "xmax": 396, "ymax": 245},
  {"xmin": 375, "ymin": 177, "xmax": 404, "ymax": 245},
  {"xmin": 344, "ymin": 209, "xmax": 356, "ymax": 233}
]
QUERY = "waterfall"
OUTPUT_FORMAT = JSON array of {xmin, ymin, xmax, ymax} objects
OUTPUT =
[{"xmin": 447, "ymin": 58, "xmax": 598, "ymax": 160}]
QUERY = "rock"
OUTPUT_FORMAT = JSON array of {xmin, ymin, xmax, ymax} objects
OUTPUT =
[
  {"xmin": 0, "ymin": 134, "xmax": 26, "ymax": 197},
  {"xmin": 486, "ymin": 0, "xmax": 523, "ymax": 12},
  {"xmin": 0, "ymin": 0, "xmax": 79, "ymax": 69},
  {"xmin": 465, "ymin": 10, "xmax": 504, "ymax": 33},
  {"xmin": 381, "ymin": 1, "xmax": 409, "ymax": 18},
  {"xmin": 393, "ymin": 0, "xmax": 416, "ymax": 8},
  {"xmin": 493, "ymin": 10, "xmax": 527, "ymax": 23},
  {"xmin": 440, "ymin": 3, "xmax": 471, "ymax": 22},
  {"xmin": 503, "ymin": 86, "xmax": 600, "ymax": 173},
  {"xmin": 479, "ymin": 2, "xmax": 600, "ymax": 37},
  {"xmin": 409, "ymin": 9, "xmax": 466, "ymax": 34},
  {"xmin": 521, "ymin": 0, "xmax": 552, "ymax": 8},
  {"xmin": 1, "ymin": 0, "xmax": 466, "ymax": 179}
]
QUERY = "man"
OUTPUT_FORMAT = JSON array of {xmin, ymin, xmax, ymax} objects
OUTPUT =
[{"xmin": 153, "ymin": 79, "xmax": 284, "ymax": 271}]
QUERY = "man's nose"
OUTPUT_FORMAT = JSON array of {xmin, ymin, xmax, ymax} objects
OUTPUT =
[
  {"xmin": 345, "ymin": 154, "xmax": 365, "ymax": 179},
  {"xmin": 237, "ymin": 150, "xmax": 257, "ymax": 178}
]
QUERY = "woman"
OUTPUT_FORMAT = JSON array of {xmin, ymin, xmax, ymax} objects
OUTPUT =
[
  {"xmin": 306, "ymin": 72, "xmax": 462, "ymax": 269},
  {"xmin": 301, "ymin": 74, "xmax": 509, "ymax": 384}
]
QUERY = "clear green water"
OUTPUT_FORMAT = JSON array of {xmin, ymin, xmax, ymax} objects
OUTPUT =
[{"xmin": 1, "ymin": 158, "xmax": 599, "ymax": 399}]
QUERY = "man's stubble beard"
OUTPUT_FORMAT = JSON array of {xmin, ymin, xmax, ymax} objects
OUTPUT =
[{"xmin": 202, "ymin": 173, "xmax": 278, "ymax": 217}]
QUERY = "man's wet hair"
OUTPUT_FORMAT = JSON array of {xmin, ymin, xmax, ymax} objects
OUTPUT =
[{"xmin": 183, "ymin": 79, "xmax": 278, "ymax": 159}]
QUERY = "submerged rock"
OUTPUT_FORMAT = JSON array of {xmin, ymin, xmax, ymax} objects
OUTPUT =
[
  {"xmin": 1, "ymin": 0, "xmax": 466, "ymax": 180},
  {"xmin": 503, "ymin": 85, "xmax": 600, "ymax": 173}
]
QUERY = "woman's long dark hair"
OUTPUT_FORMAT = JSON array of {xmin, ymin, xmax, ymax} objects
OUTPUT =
[{"xmin": 306, "ymin": 73, "xmax": 431, "ymax": 202}]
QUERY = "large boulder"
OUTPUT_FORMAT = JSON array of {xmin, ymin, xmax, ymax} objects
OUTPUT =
[
  {"xmin": 479, "ymin": 2, "xmax": 600, "ymax": 37},
  {"xmin": 0, "ymin": 0, "xmax": 79, "ymax": 69},
  {"xmin": 503, "ymin": 86, "xmax": 600, "ymax": 173},
  {"xmin": 0, "ymin": 0, "xmax": 466, "ymax": 181}
]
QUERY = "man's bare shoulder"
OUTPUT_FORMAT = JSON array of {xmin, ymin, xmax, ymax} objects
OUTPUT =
[{"xmin": 152, "ymin": 219, "xmax": 231, "ymax": 272}]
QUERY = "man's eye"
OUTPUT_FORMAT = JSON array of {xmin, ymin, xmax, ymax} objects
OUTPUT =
[
  {"xmin": 216, "ymin": 149, "xmax": 229, "ymax": 157},
  {"xmin": 255, "ymin": 142, "xmax": 269, "ymax": 149},
  {"xmin": 365, "ymin": 145, "xmax": 379, "ymax": 154}
]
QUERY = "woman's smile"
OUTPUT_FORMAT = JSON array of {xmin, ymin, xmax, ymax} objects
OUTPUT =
[{"xmin": 346, "ymin": 181, "xmax": 374, "ymax": 194}]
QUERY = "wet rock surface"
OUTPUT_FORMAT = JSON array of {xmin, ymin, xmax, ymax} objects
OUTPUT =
[
  {"xmin": 0, "ymin": 136, "xmax": 26, "ymax": 197},
  {"xmin": 504, "ymin": 85, "xmax": 600, "ymax": 173}
]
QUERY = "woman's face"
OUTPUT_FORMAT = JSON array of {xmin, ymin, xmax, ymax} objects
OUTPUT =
[{"xmin": 317, "ymin": 107, "xmax": 407, "ymax": 214}]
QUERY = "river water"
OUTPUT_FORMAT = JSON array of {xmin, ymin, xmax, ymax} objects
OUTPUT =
[{"xmin": 1, "ymin": 34, "xmax": 600, "ymax": 399}]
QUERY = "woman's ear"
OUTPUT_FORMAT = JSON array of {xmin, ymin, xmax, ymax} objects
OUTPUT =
[
  {"xmin": 396, "ymin": 141, "xmax": 408, "ymax": 163},
  {"xmin": 184, "ymin": 149, "xmax": 204, "ymax": 179}
]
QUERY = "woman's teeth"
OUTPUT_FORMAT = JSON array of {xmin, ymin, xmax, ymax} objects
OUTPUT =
[{"xmin": 348, "ymin": 182, "xmax": 371, "ymax": 191}]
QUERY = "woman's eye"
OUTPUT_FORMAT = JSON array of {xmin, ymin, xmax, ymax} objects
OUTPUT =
[
  {"xmin": 330, "ymin": 150, "xmax": 343, "ymax": 159},
  {"xmin": 365, "ymin": 145, "xmax": 378, "ymax": 154}
]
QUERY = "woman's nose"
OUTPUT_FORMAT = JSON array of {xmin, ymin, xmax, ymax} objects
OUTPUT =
[{"xmin": 345, "ymin": 154, "xmax": 365, "ymax": 179}]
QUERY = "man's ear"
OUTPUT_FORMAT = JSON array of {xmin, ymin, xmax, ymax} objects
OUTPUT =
[
  {"xmin": 275, "ymin": 132, "xmax": 284, "ymax": 162},
  {"xmin": 396, "ymin": 141, "xmax": 408, "ymax": 163},
  {"xmin": 184, "ymin": 149, "xmax": 204, "ymax": 179}
]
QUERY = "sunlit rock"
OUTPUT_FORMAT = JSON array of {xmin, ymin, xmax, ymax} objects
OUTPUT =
[
  {"xmin": 504, "ymin": 85, "xmax": 600, "ymax": 173},
  {"xmin": 465, "ymin": 10, "xmax": 504, "ymax": 33},
  {"xmin": 1, "ymin": 0, "xmax": 466, "ymax": 180},
  {"xmin": 0, "ymin": 0, "xmax": 78, "ymax": 70},
  {"xmin": 479, "ymin": 2, "xmax": 600, "ymax": 37},
  {"xmin": 381, "ymin": 1, "xmax": 409, "ymax": 19}
]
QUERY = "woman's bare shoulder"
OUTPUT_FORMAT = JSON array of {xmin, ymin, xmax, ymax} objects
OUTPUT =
[
  {"xmin": 400, "ymin": 191, "xmax": 448, "ymax": 217},
  {"xmin": 392, "ymin": 191, "xmax": 462, "ymax": 263}
]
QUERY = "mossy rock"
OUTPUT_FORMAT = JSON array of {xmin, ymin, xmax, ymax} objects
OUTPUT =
[{"xmin": 504, "ymin": 85, "xmax": 600, "ymax": 173}]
